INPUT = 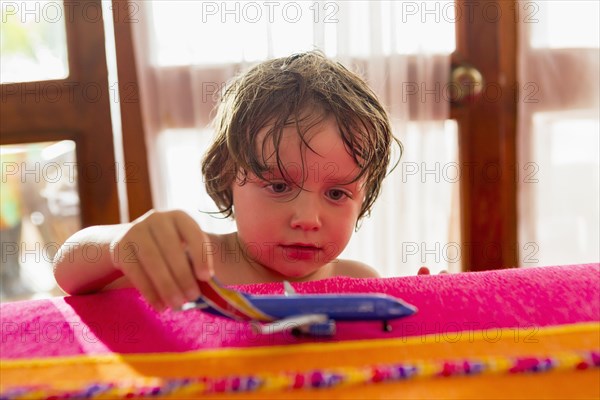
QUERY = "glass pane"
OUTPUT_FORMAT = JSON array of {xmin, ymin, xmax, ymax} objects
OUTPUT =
[
  {"xmin": 150, "ymin": 0, "xmax": 455, "ymax": 66},
  {"xmin": 1, "ymin": 141, "xmax": 80, "ymax": 302},
  {"xmin": 524, "ymin": 113, "xmax": 600, "ymax": 266},
  {"xmin": 530, "ymin": 1, "xmax": 600, "ymax": 49},
  {"xmin": 0, "ymin": 0, "xmax": 69, "ymax": 83}
]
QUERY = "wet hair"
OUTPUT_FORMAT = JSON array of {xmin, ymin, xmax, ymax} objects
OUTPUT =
[{"xmin": 202, "ymin": 50, "xmax": 401, "ymax": 221}]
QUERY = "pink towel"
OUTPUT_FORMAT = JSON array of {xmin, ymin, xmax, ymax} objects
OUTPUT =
[{"xmin": 1, "ymin": 263, "xmax": 598, "ymax": 359}]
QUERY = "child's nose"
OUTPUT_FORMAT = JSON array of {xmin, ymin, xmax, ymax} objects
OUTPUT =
[{"xmin": 290, "ymin": 195, "xmax": 322, "ymax": 231}]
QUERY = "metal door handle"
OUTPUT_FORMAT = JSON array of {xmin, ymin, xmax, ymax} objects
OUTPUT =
[{"xmin": 451, "ymin": 64, "xmax": 484, "ymax": 104}]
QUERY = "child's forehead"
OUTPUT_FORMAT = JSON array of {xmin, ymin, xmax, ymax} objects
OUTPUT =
[
  {"xmin": 256, "ymin": 115, "xmax": 342, "ymax": 157},
  {"xmin": 253, "ymin": 117, "xmax": 366, "ymax": 183}
]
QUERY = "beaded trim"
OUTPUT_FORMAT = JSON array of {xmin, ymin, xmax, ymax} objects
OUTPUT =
[{"xmin": 1, "ymin": 350, "xmax": 598, "ymax": 398}]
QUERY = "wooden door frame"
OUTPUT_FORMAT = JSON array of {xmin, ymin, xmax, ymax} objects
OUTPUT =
[
  {"xmin": 451, "ymin": 0, "xmax": 518, "ymax": 271},
  {"xmin": 111, "ymin": 0, "xmax": 153, "ymax": 220}
]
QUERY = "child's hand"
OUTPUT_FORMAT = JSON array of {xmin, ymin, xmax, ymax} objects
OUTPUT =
[
  {"xmin": 417, "ymin": 266, "xmax": 448, "ymax": 275},
  {"xmin": 109, "ymin": 210, "xmax": 213, "ymax": 311}
]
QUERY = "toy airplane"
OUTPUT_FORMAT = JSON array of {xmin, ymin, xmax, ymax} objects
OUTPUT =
[{"xmin": 181, "ymin": 278, "xmax": 417, "ymax": 336}]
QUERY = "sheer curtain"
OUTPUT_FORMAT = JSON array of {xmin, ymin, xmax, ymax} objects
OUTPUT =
[
  {"xmin": 517, "ymin": 1, "xmax": 599, "ymax": 266},
  {"xmin": 130, "ymin": 0, "xmax": 458, "ymax": 276}
]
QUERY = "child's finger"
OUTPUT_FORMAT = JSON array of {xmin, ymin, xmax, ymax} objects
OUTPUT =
[
  {"xmin": 148, "ymin": 214, "xmax": 200, "ymax": 302},
  {"xmin": 173, "ymin": 211, "xmax": 214, "ymax": 282},
  {"xmin": 131, "ymin": 230, "xmax": 188, "ymax": 310},
  {"xmin": 112, "ymin": 239, "xmax": 165, "ymax": 311},
  {"xmin": 123, "ymin": 261, "xmax": 166, "ymax": 311},
  {"xmin": 417, "ymin": 266, "xmax": 430, "ymax": 275}
]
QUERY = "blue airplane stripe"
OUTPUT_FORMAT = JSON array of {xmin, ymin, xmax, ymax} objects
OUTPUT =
[{"xmin": 245, "ymin": 296, "xmax": 417, "ymax": 321}]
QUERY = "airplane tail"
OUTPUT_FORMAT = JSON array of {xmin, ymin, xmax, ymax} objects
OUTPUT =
[{"xmin": 195, "ymin": 278, "xmax": 275, "ymax": 322}]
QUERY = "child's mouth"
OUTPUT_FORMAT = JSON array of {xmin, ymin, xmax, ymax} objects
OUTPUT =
[
  {"xmin": 281, "ymin": 243, "xmax": 321, "ymax": 250},
  {"xmin": 280, "ymin": 243, "xmax": 322, "ymax": 260}
]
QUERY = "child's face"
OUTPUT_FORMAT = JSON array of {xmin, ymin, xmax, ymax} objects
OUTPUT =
[{"xmin": 231, "ymin": 116, "xmax": 365, "ymax": 279}]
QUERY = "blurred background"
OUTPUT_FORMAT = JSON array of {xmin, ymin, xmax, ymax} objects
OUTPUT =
[{"xmin": 1, "ymin": 0, "xmax": 598, "ymax": 301}]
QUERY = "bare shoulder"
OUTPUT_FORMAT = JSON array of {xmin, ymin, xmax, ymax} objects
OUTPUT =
[
  {"xmin": 331, "ymin": 259, "xmax": 380, "ymax": 278},
  {"xmin": 204, "ymin": 231, "xmax": 233, "ymax": 247}
]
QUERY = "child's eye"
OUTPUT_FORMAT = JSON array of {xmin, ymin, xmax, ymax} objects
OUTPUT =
[
  {"xmin": 266, "ymin": 182, "xmax": 290, "ymax": 194},
  {"xmin": 327, "ymin": 189, "xmax": 351, "ymax": 202}
]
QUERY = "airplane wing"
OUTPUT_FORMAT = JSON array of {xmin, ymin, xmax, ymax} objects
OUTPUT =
[{"xmin": 252, "ymin": 314, "xmax": 334, "ymax": 335}]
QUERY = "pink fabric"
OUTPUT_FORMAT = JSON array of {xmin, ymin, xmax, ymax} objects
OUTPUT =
[{"xmin": 1, "ymin": 263, "xmax": 598, "ymax": 359}]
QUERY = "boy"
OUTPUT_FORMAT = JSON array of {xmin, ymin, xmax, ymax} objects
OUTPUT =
[{"xmin": 54, "ymin": 51, "xmax": 400, "ymax": 311}]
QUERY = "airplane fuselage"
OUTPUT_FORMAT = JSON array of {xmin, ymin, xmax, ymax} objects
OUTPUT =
[{"xmin": 203, "ymin": 293, "xmax": 416, "ymax": 322}]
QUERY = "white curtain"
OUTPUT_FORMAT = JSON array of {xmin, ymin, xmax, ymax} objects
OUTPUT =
[
  {"xmin": 517, "ymin": 1, "xmax": 599, "ymax": 266},
  {"xmin": 130, "ymin": 0, "xmax": 458, "ymax": 276}
]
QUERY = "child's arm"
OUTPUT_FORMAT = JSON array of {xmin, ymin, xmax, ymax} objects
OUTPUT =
[{"xmin": 53, "ymin": 210, "xmax": 213, "ymax": 311}]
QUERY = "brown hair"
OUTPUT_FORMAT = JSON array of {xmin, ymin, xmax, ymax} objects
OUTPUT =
[{"xmin": 202, "ymin": 50, "xmax": 401, "ymax": 221}]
